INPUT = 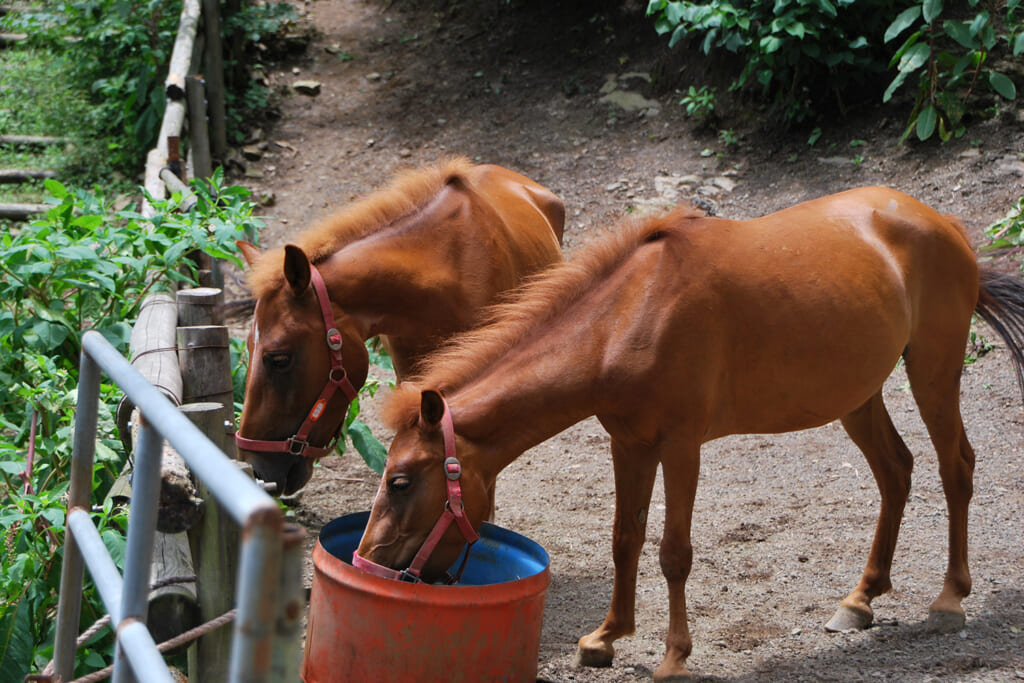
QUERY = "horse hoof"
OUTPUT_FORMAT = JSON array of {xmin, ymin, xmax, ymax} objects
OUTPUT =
[
  {"xmin": 653, "ymin": 662, "xmax": 694, "ymax": 681},
  {"xmin": 926, "ymin": 609, "xmax": 965, "ymax": 633},
  {"xmin": 575, "ymin": 645, "xmax": 614, "ymax": 668},
  {"xmin": 825, "ymin": 605, "xmax": 873, "ymax": 632}
]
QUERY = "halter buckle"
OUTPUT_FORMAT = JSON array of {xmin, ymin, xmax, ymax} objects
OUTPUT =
[
  {"xmin": 287, "ymin": 437, "xmax": 309, "ymax": 456},
  {"xmin": 326, "ymin": 327, "xmax": 343, "ymax": 350},
  {"xmin": 443, "ymin": 456, "xmax": 461, "ymax": 481}
]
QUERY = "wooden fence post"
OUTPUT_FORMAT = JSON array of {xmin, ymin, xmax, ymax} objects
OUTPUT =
[
  {"xmin": 181, "ymin": 402, "xmax": 241, "ymax": 683},
  {"xmin": 200, "ymin": 0, "xmax": 227, "ymax": 160}
]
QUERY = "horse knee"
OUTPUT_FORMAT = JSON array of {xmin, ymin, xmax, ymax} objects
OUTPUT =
[{"xmin": 659, "ymin": 540, "xmax": 692, "ymax": 582}]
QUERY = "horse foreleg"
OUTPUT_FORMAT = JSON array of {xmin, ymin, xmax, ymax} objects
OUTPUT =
[
  {"xmin": 576, "ymin": 439, "xmax": 658, "ymax": 669},
  {"xmin": 652, "ymin": 445, "xmax": 700, "ymax": 681},
  {"xmin": 827, "ymin": 392, "xmax": 913, "ymax": 632}
]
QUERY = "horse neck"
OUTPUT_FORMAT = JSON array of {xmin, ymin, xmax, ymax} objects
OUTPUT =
[
  {"xmin": 317, "ymin": 229, "xmax": 465, "ymax": 339},
  {"xmin": 448, "ymin": 343, "xmax": 605, "ymax": 480}
]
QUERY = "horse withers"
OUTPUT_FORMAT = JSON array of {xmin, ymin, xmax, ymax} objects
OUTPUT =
[
  {"xmin": 356, "ymin": 187, "xmax": 1024, "ymax": 680},
  {"xmin": 235, "ymin": 159, "xmax": 564, "ymax": 496}
]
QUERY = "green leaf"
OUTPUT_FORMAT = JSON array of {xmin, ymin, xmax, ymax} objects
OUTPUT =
[
  {"xmin": 1013, "ymin": 33, "xmax": 1024, "ymax": 56},
  {"xmin": 898, "ymin": 42, "xmax": 930, "ymax": 74},
  {"xmin": 923, "ymin": 0, "xmax": 943, "ymax": 24},
  {"xmin": 916, "ymin": 104, "xmax": 938, "ymax": 140},
  {"xmin": 883, "ymin": 71, "xmax": 908, "ymax": 102},
  {"xmin": 943, "ymin": 20, "xmax": 978, "ymax": 49},
  {"xmin": 885, "ymin": 6, "xmax": 921, "ymax": 43},
  {"xmin": 988, "ymin": 71, "xmax": 1016, "ymax": 99},
  {"xmin": 347, "ymin": 420, "xmax": 386, "ymax": 475},
  {"xmin": 43, "ymin": 178, "xmax": 67, "ymax": 199},
  {"xmin": 0, "ymin": 592, "xmax": 33, "ymax": 683}
]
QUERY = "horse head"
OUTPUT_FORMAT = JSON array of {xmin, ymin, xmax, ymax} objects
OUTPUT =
[
  {"xmin": 355, "ymin": 389, "xmax": 490, "ymax": 583},
  {"xmin": 235, "ymin": 241, "xmax": 369, "ymax": 496}
]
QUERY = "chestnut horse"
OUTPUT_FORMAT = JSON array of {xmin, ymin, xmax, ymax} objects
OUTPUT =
[
  {"xmin": 235, "ymin": 159, "xmax": 564, "ymax": 495},
  {"xmin": 356, "ymin": 187, "xmax": 1024, "ymax": 680}
]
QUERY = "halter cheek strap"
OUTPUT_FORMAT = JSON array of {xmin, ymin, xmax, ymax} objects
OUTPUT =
[
  {"xmin": 235, "ymin": 265, "xmax": 359, "ymax": 459},
  {"xmin": 352, "ymin": 398, "xmax": 480, "ymax": 584}
]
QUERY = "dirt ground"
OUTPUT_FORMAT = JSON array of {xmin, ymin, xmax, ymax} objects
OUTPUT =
[{"xmin": 226, "ymin": 0, "xmax": 1024, "ymax": 680}]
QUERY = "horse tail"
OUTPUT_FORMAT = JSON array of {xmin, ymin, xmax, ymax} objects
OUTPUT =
[{"xmin": 976, "ymin": 265, "xmax": 1024, "ymax": 402}]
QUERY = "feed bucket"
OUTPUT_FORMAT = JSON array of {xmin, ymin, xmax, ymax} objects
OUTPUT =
[{"xmin": 302, "ymin": 511, "xmax": 550, "ymax": 683}]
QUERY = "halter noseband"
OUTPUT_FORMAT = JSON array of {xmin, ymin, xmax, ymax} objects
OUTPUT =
[
  {"xmin": 235, "ymin": 264, "xmax": 359, "ymax": 460},
  {"xmin": 352, "ymin": 398, "xmax": 480, "ymax": 584}
]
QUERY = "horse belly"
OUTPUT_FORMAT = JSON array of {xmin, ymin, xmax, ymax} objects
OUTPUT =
[{"xmin": 701, "ymin": 265, "xmax": 911, "ymax": 439}]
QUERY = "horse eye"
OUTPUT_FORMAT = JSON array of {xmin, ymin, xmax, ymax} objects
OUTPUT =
[
  {"xmin": 388, "ymin": 476, "xmax": 411, "ymax": 493},
  {"xmin": 263, "ymin": 353, "xmax": 293, "ymax": 371}
]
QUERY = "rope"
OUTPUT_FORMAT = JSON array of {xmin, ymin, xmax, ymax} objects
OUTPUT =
[
  {"xmin": 38, "ymin": 574, "xmax": 225, "ymax": 682},
  {"xmin": 69, "ymin": 609, "xmax": 237, "ymax": 683}
]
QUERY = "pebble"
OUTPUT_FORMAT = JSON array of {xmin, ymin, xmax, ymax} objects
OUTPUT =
[
  {"xmin": 293, "ymin": 80, "xmax": 322, "ymax": 96},
  {"xmin": 366, "ymin": 72, "xmax": 382, "ymax": 81}
]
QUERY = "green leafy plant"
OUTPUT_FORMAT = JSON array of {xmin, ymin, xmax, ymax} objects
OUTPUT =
[
  {"xmin": 0, "ymin": 176, "xmax": 260, "ymax": 678},
  {"xmin": 986, "ymin": 194, "xmax": 1024, "ymax": 257},
  {"xmin": 678, "ymin": 85, "xmax": 717, "ymax": 123},
  {"xmin": 647, "ymin": 0, "xmax": 895, "ymax": 123},
  {"xmin": 883, "ymin": 0, "xmax": 1022, "ymax": 142}
]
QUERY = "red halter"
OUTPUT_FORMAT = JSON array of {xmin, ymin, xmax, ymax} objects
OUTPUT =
[
  {"xmin": 235, "ymin": 264, "xmax": 359, "ymax": 460},
  {"xmin": 352, "ymin": 398, "xmax": 480, "ymax": 583}
]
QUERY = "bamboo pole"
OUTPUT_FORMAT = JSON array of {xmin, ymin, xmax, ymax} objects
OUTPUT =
[{"xmin": 165, "ymin": 0, "xmax": 202, "ymax": 100}]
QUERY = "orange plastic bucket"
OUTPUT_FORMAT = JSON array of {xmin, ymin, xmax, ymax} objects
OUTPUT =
[{"xmin": 302, "ymin": 511, "xmax": 550, "ymax": 683}]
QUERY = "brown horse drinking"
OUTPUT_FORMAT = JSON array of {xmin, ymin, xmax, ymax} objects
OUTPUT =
[
  {"xmin": 235, "ymin": 159, "xmax": 564, "ymax": 495},
  {"xmin": 356, "ymin": 187, "xmax": 1024, "ymax": 680}
]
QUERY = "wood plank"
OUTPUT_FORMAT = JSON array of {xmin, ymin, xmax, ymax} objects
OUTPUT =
[
  {"xmin": 0, "ymin": 134, "xmax": 67, "ymax": 147},
  {"xmin": 0, "ymin": 202, "xmax": 48, "ymax": 220},
  {"xmin": 0, "ymin": 168, "xmax": 58, "ymax": 183}
]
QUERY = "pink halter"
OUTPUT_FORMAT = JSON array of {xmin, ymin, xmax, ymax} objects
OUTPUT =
[
  {"xmin": 235, "ymin": 264, "xmax": 359, "ymax": 459},
  {"xmin": 352, "ymin": 398, "xmax": 480, "ymax": 583}
]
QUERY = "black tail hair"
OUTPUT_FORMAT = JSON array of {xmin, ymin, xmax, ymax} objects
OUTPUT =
[{"xmin": 976, "ymin": 266, "xmax": 1024, "ymax": 402}]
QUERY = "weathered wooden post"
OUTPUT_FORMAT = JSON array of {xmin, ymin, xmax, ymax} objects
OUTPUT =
[
  {"xmin": 112, "ymin": 292, "xmax": 201, "ymax": 646},
  {"xmin": 176, "ymin": 286, "xmax": 246, "ymax": 681},
  {"xmin": 182, "ymin": 402, "xmax": 241, "ymax": 683},
  {"xmin": 176, "ymin": 287, "xmax": 235, "ymax": 457}
]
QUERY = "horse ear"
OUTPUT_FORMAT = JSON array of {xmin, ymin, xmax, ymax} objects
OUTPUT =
[
  {"xmin": 283, "ymin": 244, "xmax": 312, "ymax": 295},
  {"xmin": 236, "ymin": 241, "xmax": 262, "ymax": 268},
  {"xmin": 419, "ymin": 390, "xmax": 446, "ymax": 428}
]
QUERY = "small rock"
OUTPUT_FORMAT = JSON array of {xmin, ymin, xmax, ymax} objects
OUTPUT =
[
  {"xmin": 818, "ymin": 156, "xmax": 850, "ymax": 166},
  {"xmin": 366, "ymin": 72, "xmax": 382, "ymax": 81},
  {"xmin": 243, "ymin": 168, "xmax": 264, "ymax": 179},
  {"xmin": 606, "ymin": 181, "xmax": 625, "ymax": 192},
  {"xmin": 600, "ymin": 89, "xmax": 660, "ymax": 113},
  {"xmin": 791, "ymin": 627, "xmax": 802, "ymax": 635},
  {"xmin": 399, "ymin": 148, "xmax": 413, "ymax": 157},
  {"xmin": 241, "ymin": 145, "xmax": 263, "ymax": 161},
  {"xmin": 259, "ymin": 192, "xmax": 276, "ymax": 207},
  {"xmin": 293, "ymin": 80, "xmax": 321, "ymax": 96},
  {"xmin": 697, "ymin": 185, "xmax": 722, "ymax": 198},
  {"xmin": 711, "ymin": 176, "xmax": 737, "ymax": 192},
  {"xmin": 959, "ymin": 147, "xmax": 982, "ymax": 158}
]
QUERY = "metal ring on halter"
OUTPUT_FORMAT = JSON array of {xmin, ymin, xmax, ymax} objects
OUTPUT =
[{"xmin": 287, "ymin": 438, "xmax": 309, "ymax": 456}]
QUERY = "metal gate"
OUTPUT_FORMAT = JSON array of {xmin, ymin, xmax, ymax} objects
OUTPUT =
[{"xmin": 50, "ymin": 331, "xmax": 302, "ymax": 682}]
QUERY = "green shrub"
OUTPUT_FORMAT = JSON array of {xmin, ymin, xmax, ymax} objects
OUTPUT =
[
  {"xmin": 0, "ymin": 174, "xmax": 260, "ymax": 678},
  {"xmin": 647, "ymin": 0, "xmax": 1022, "ymax": 133}
]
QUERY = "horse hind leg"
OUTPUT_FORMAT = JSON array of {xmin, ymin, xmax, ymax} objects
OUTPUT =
[
  {"xmin": 904, "ymin": 341, "xmax": 976, "ymax": 632},
  {"xmin": 826, "ymin": 391, "xmax": 914, "ymax": 632}
]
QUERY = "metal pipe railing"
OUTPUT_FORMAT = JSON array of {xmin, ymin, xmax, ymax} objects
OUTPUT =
[{"xmin": 52, "ymin": 331, "xmax": 295, "ymax": 682}]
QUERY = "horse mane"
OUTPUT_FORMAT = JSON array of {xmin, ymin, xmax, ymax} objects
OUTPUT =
[
  {"xmin": 247, "ymin": 157, "xmax": 476, "ymax": 297},
  {"xmin": 383, "ymin": 203, "xmax": 708, "ymax": 429}
]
